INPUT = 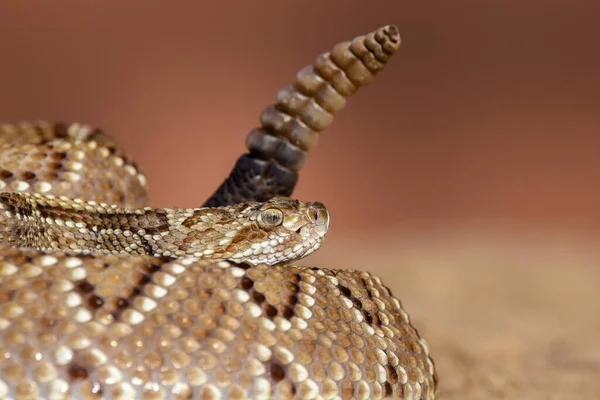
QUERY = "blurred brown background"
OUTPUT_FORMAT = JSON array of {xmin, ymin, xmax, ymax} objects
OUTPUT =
[{"xmin": 1, "ymin": 2, "xmax": 600, "ymax": 398}]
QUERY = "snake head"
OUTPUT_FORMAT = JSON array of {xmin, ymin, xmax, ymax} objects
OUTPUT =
[{"xmin": 215, "ymin": 197, "xmax": 330, "ymax": 265}]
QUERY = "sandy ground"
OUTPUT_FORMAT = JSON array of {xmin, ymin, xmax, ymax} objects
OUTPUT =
[{"xmin": 310, "ymin": 230, "xmax": 600, "ymax": 399}]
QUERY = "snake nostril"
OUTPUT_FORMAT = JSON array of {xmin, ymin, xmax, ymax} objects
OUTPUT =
[
  {"xmin": 307, "ymin": 202, "xmax": 327, "ymax": 224},
  {"xmin": 296, "ymin": 228, "xmax": 302, "ymax": 234}
]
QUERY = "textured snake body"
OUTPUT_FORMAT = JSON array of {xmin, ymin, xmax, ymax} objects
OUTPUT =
[
  {"xmin": 0, "ymin": 193, "xmax": 329, "ymax": 266},
  {"xmin": 0, "ymin": 25, "xmax": 436, "ymax": 399}
]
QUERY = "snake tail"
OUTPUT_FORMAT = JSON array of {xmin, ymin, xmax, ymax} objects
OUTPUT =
[{"xmin": 203, "ymin": 24, "xmax": 401, "ymax": 207}]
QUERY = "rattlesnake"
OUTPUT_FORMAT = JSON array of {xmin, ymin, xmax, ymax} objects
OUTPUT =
[{"xmin": 0, "ymin": 25, "xmax": 436, "ymax": 399}]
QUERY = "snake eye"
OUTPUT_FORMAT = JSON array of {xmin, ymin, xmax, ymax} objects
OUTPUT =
[{"xmin": 259, "ymin": 208, "xmax": 284, "ymax": 226}]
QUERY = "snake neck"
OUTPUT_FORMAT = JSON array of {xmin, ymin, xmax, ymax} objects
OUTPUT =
[{"xmin": 0, "ymin": 192, "xmax": 171, "ymax": 256}]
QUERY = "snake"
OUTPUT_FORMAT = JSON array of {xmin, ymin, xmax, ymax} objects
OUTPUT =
[{"xmin": 0, "ymin": 25, "xmax": 436, "ymax": 399}]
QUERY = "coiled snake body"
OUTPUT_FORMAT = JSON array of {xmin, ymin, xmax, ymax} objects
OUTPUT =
[{"xmin": 0, "ymin": 26, "xmax": 436, "ymax": 399}]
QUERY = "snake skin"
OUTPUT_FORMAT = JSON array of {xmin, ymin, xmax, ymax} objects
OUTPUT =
[
  {"xmin": 0, "ymin": 25, "xmax": 437, "ymax": 399},
  {"xmin": 0, "ymin": 193, "xmax": 329, "ymax": 266}
]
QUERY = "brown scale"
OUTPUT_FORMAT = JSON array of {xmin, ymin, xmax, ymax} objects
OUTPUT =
[
  {"xmin": 0, "ymin": 25, "xmax": 436, "ymax": 399},
  {"xmin": 181, "ymin": 208, "xmax": 238, "ymax": 231}
]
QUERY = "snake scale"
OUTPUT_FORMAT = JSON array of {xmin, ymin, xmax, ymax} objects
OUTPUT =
[{"xmin": 0, "ymin": 25, "xmax": 436, "ymax": 399}]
